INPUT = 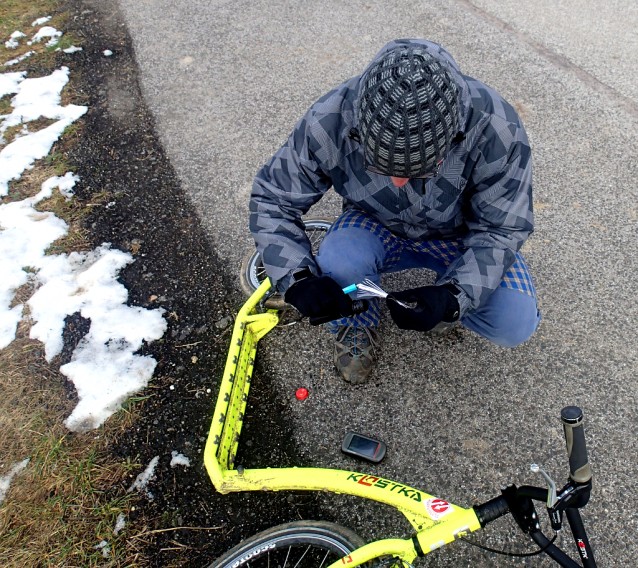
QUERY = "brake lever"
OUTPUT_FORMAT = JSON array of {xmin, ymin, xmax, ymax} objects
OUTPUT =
[
  {"xmin": 530, "ymin": 464, "xmax": 557, "ymax": 508},
  {"xmin": 530, "ymin": 464, "xmax": 562, "ymax": 531}
]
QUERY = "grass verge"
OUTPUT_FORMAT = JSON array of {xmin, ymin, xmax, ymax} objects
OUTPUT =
[
  {"xmin": 1, "ymin": 2, "xmax": 148, "ymax": 566},
  {"xmin": 0, "ymin": 317, "xmax": 146, "ymax": 567}
]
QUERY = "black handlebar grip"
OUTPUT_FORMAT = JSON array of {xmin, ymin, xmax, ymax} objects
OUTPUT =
[
  {"xmin": 351, "ymin": 299, "xmax": 369, "ymax": 315},
  {"xmin": 561, "ymin": 406, "xmax": 592, "ymax": 484},
  {"xmin": 309, "ymin": 299, "xmax": 370, "ymax": 326}
]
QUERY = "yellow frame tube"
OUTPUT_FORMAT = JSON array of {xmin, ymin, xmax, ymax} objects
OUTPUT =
[
  {"xmin": 326, "ymin": 538, "xmax": 418, "ymax": 568},
  {"xmin": 207, "ymin": 466, "xmax": 479, "ymax": 534},
  {"xmin": 204, "ymin": 279, "xmax": 482, "ymax": 560}
]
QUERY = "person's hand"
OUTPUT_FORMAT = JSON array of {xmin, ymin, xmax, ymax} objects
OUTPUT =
[
  {"xmin": 386, "ymin": 285, "xmax": 459, "ymax": 332},
  {"xmin": 285, "ymin": 276, "xmax": 352, "ymax": 320}
]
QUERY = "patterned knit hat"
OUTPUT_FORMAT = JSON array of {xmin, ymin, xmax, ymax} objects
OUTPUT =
[{"xmin": 357, "ymin": 44, "xmax": 461, "ymax": 177}]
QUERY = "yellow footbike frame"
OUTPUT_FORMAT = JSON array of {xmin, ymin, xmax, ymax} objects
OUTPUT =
[{"xmin": 204, "ymin": 280, "xmax": 595, "ymax": 568}]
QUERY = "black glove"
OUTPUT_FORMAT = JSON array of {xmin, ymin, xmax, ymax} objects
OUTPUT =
[
  {"xmin": 386, "ymin": 285, "xmax": 459, "ymax": 332},
  {"xmin": 285, "ymin": 276, "xmax": 353, "ymax": 320}
]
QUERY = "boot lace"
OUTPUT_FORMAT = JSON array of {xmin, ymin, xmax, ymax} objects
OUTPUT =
[{"xmin": 337, "ymin": 325, "xmax": 378, "ymax": 357}]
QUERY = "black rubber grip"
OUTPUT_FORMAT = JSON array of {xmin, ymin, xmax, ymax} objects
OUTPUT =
[
  {"xmin": 474, "ymin": 495, "xmax": 509, "ymax": 526},
  {"xmin": 351, "ymin": 299, "xmax": 369, "ymax": 314},
  {"xmin": 309, "ymin": 299, "xmax": 369, "ymax": 325},
  {"xmin": 561, "ymin": 406, "xmax": 592, "ymax": 484}
]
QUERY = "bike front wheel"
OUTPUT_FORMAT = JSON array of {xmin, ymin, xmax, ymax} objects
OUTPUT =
[
  {"xmin": 208, "ymin": 520, "xmax": 366, "ymax": 568},
  {"xmin": 239, "ymin": 218, "xmax": 335, "ymax": 310}
]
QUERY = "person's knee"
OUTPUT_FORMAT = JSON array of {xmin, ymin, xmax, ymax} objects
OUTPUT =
[
  {"xmin": 315, "ymin": 227, "xmax": 384, "ymax": 287},
  {"xmin": 490, "ymin": 310, "xmax": 540, "ymax": 347},
  {"xmin": 462, "ymin": 288, "xmax": 540, "ymax": 348}
]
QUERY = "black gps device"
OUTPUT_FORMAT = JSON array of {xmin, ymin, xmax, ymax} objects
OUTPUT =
[{"xmin": 341, "ymin": 432, "xmax": 386, "ymax": 463}]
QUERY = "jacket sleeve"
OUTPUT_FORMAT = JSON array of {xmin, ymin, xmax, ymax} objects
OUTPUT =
[
  {"xmin": 436, "ymin": 120, "xmax": 534, "ymax": 318},
  {"xmin": 249, "ymin": 108, "xmax": 333, "ymax": 295}
]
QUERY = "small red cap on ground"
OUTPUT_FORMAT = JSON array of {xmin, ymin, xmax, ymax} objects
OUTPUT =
[{"xmin": 296, "ymin": 388, "xmax": 309, "ymax": 400}]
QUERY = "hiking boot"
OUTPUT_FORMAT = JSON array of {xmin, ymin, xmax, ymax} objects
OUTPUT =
[
  {"xmin": 427, "ymin": 321, "xmax": 459, "ymax": 336},
  {"xmin": 333, "ymin": 325, "xmax": 378, "ymax": 384}
]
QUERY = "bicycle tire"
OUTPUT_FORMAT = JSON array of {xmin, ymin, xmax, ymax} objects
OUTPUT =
[
  {"xmin": 207, "ymin": 520, "xmax": 367, "ymax": 568},
  {"xmin": 239, "ymin": 218, "xmax": 335, "ymax": 310}
]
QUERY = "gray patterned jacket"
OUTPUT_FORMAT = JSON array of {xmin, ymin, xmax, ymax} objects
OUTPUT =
[{"xmin": 250, "ymin": 39, "xmax": 533, "ymax": 318}]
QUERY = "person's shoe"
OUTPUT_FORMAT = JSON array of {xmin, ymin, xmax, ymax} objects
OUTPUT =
[
  {"xmin": 333, "ymin": 325, "xmax": 378, "ymax": 384},
  {"xmin": 427, "ymin": 321, "xmax": 459, "ymax": 336}
]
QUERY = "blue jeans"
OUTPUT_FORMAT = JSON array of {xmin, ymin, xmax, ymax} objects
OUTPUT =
[{"xmin": 315, "ymin": 213, "xmax": 541, "ymax": 348}]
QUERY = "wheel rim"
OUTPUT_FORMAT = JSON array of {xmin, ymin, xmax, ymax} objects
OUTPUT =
[
  {"xmin": 247, "ymin": 254, "xmax": 267, "ymax": 291},
  {"xmin": 247, "ymin": 221, "xmax": 332, "ymax": 293}
]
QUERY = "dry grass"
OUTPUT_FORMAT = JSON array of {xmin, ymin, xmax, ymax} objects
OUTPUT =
[
  {"xmin": 1, "ymin": 0, "xmax": 61, "ymax": 32},
  {"xmin": 0, "ymin": 95, "xmax": 12, "ymax": 115},
  {"xmin": 0, "ymin": 319, "xmax": 145, "ymax": 567},
  {"xmin": 0, "ymin": 320, "xmax": 68, "ymax": 465},
  {"xmin": 36, "ymin": 189, "xmax": 110, "ymax": 255},
  {"xmin": 1, "ymin": 118, "xmax": 58, "ymax": 150},
  {"xmin": 1, "ymin": 0, "xmax": 70, "ymax": 69}
]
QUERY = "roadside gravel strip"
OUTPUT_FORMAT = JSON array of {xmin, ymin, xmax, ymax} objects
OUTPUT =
[{"xmin": 59, "ymin": 4, "xmax": 329, "ymax": 565}]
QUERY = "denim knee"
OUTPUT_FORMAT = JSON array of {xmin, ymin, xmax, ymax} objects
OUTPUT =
[
  {"xmin": 462, "ymin": 287, "xmax": 541, "ymax": 348},
  {"xmin": 315, "ymin": 227, "xmax": 385, "ymax": 288}
]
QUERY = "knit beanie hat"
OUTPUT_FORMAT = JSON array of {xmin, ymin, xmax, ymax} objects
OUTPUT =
[{"xmin": 357, "ymin": 44, "xmax": 462, "ymax": 177}]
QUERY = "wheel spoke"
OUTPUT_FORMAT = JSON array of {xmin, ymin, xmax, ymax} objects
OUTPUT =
[
  {"xmin": 292, "ymin": 545, "xmax": 312, "ymax": 568},
  {"xmin": 309, "ymin": 230, "xmax": 327, "ymax": 252},
  {"xmin": 283, "ymin": 545, "xmax": 292, "ymax": 568},
  {"xmin": 318, "ymin": 549, "xmax": 331, "ymax": 568}
]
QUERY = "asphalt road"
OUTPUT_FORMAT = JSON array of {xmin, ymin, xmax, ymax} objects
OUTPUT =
[{"xmin": 114, "ymin": 0, "xmax": 638, "ymax": 565}]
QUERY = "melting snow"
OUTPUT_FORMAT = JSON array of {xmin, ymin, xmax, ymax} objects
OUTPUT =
[
  {"xmin": 32, "ymin": 17, "xmax": 52, "ymax": 27},
  {"xmin": 30, "ymin": 26, "xmax": 62, "ymax": 47},
  {"xmin": 128, "ymin": 456, "xmax": 159, "ymax": 500},
  {"xmin": 31, "ymin": 245, "xmax": 167, "ymax": 432},
  {"xmin": 63, "ymin": 46, "xmax": 82, "ymax": 54},
  {"xmin": 4, "ymin": 51, "xmax": 35, "ymax": 67},
  {"xmin": 0, "ymin": 67, "xmax": 167, "ymax": 432},
  {"xmin": 0, "ymin": 459, "xmax": 30, "ymax": 504},
  {"xmin": 94, "ymin": 540, "xmax": 110, "ymax": 558},
  {"xmin": 0, "ymin": 67, "xmax": 87, "ymax": 194},
  {"xmin": 0, "ymin": 176, "xmax": 69, "ymax": 348},
  {"xmin": 5, "ymin": 31, "xmax": 26, "ymax": 50},
  {"xmin": 113, "ymin": 513, "xmax": 126, "ymax": 535},
  {"xmin": 170, "ymin": 451, "xmax": 191, "ymax": 468}
]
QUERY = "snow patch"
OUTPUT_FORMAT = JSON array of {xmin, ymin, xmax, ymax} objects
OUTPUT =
[
  {"xmin": 0, "ymin": 67, "xmax": 87, "ymax": 194},
  {"xmin": 103, "ymin": 50, "xmax": 113, "ymax": 56},
  {"xmin": 42, "ymin": 171, "xmax": 79, "ymax": 200},
  {"xmin": 0, "ymin": 458, "xmax": 30, "ymax": 504},
  {"xmin": 128, "ymin": 456, "xmax": 159, "ymax": 500},
  {"xmin": 5, "ymin": 31, "xmax": 26, "ymax": 50},
  {"xmin": 63, "ymin": 46, "xmax": 82, "ymax": 54},
  {"xmin": 94, "ymin": 540, "xmax": 110, "ymax": 558},
  {"xmin": 28, "ymin": 244, "xmax": 167, "ymax": 432},
  {"xmin": 170, "ymin": 451, "xmax": 191, "ymax": 468},
  {"xmin": 31, "ymin": 26, "xmax": 62, "ymax": 47},
  {"xmin": 4, "ymin": 51, "xmax": 35, "ymax": 67},
  {"xmin": 0, "ymin": 115, "xmax": 86, "ymax": 194},
  {"xmin": 0, "ymin": 177, "xmax": 69, "ymax": 348},
  {"xmin": 0, "ymin": 173, "xmax": 167, "ymax": 428},
  {"xmin": 32, "ymin": 17, "xmax": 52, "ymax": 27},
  {"xmin": 113, "ymin": 513, "xmax": 126, "ymax": 535},
  {"xmin": 0, "ymin": 71, "xmax": 25, "ymax": 98},
  {"xmin": 0, "ymin": 67, "xmax": 166, "ymax": 432}
]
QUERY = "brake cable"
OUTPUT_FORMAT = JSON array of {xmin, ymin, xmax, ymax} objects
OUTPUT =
[{"xmin": 458, "ymin": 532, "xmax": 558, "ymax": 557}]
